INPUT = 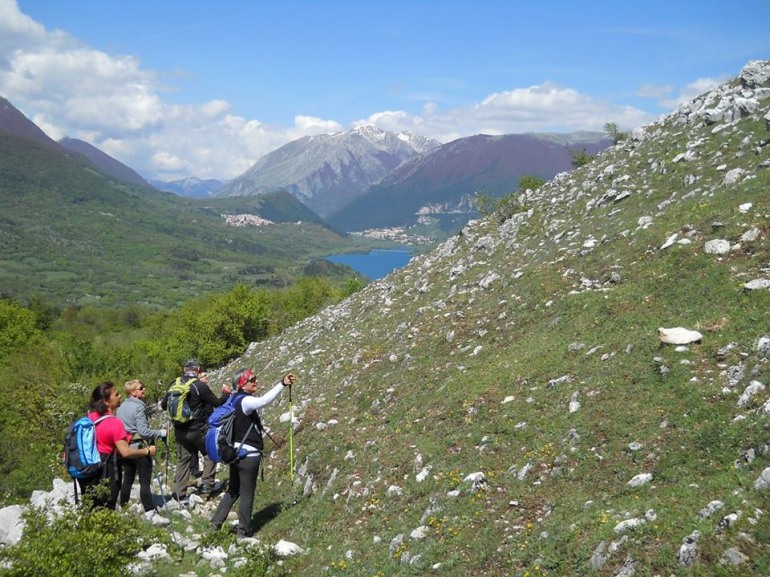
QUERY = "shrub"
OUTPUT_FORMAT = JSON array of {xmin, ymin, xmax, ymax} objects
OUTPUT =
[
  {"xmin": 568, "ymin": 146, "xmax": 594, "ymax": 168},
  {"xmin": 0, "ymin": 505, "xmax": 158, "ymax": 577}
]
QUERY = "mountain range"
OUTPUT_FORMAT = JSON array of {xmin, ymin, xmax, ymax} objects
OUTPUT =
[
  {"xmin": 326, "ymin": 131, "xmax": 610, "ymax": 233},
  {"xmin": 213, "ymin": 125, "xmax": 610, "ymax": 234},
  {"xmin": 0, "ymin": 95, "xmax": 611, "ymax": 239},
  {"xmin": 215, "ymin": 126, "xmax": 441, "ymax": 217},
  {"xmin": 150, "ymin": 177, "xmax": 225, "ymax": 198}
]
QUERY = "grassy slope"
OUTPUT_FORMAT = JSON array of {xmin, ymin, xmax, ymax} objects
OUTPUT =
[
  {"xmin": 0, "ymin": 134, "xmax": 360, "ymax": 308},
  {"xmin": 186, "ymin": 68, "xmax": 770, "ymax": 576}
]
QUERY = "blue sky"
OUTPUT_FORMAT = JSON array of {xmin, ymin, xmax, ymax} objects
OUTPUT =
[{"xmin": 1, "ymin": 0, "xmax": 767, "ymax": 181}]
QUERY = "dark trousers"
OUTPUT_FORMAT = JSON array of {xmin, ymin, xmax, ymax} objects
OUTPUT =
[
  {"xmin": 174, "ymin": 424, "xmax": 216, "ymax": 497},
  {"xmin": 120, "ymin": 452, "xmax": 155, "ymax": 511},
  {"xmin": 211, "ymin": 455, "xmax": 261, "ymax": 536},
  {"xmin": 77, "ymin": 456, "xmax": 120, "ymax": 509}
]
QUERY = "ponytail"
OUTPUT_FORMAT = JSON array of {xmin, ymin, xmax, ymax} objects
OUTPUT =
[{"xmin": 89, "ymin": 381, "xmax": 116, "ymax": 415}]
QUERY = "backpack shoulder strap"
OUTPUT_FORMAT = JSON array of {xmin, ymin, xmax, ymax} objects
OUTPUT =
[
  {"xmin": 235, "ymin": 394, "xmax": 264, "ymax": 432},
  {"xmin": 187, "ymin": 377, "xmax": 200, "ymax": 395},
  {"xmin": 93, "ymin": 414, "xmax": 114, "ymax": 426}
]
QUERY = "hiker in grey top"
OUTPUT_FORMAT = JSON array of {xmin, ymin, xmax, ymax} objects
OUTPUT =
[{"xmin": 116, "ymin": 379, "xmax": 166, "ymax": 512}]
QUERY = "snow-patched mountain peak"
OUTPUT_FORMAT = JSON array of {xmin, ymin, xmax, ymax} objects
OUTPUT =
[
  {"xmin": 216, "ymin": 127, "xmax": 440, "ymax": 217},
  {"xmin": 336, "ymin": 126, "xmax": 440, "ymax": 153},
  {"xmin": 396, "ymin": 130, "xmax": 441, "ymax": 154}
]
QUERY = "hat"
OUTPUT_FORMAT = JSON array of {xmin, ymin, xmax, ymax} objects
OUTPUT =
[{"xmin": 184, "ymin": 358, "xmax": 201, "ymax": 371}]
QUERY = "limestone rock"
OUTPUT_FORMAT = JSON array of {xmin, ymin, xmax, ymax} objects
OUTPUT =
[{"xmin": 658, "ymin": 327, "xmax": 703, "ymax": 345}]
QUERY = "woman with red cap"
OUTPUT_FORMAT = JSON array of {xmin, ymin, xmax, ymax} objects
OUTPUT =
[{"xmin": 211, "ymin": 368, "xmax": 296, "ymax": 538}]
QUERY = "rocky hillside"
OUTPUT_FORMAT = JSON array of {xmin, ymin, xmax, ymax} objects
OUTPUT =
[
  {"xmin": 216, "ymin": 59, "xmax": 770, "ymax": 575},
  {"xmin": 4, "ymin": 60, "xmax": 770, "ymax": 576}
]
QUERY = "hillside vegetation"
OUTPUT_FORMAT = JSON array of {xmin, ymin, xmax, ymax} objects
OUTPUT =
[
  {"xmin": 3, "ymin": 60, "xmax": 770, "ymax": 577},
  {"xmin": 203, "ymin": 60, "xmax": 770, "ymax": 576},
  {"xmin": 0, "ymin": 132, "xmax": 364, "ymax": 308}
]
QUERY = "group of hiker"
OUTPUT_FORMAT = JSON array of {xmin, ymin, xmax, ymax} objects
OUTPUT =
[{"xmin": 64, "ymin": 358, "xmax": 296, "ymax": 538}]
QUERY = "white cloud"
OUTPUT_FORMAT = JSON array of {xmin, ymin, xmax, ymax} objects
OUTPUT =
[
  {"xmin": 637, "ymin": 83, "xmax": 673, "ymax": 100},
  {"xmin": 357, "ymin": 82, "xmax": 655, "ymax": 142},
  {"xmin": 637, "ymin": 77, "xmax": 725, "ymax": 111},
  {"xmin": 658, "ymin": 76, "xmax": 723, "ymax": 109},
  {"xmin": 292, "ymin": 115, "xmax": 343, "ymax": 134},
  {"xmin": 0, "ymin": 0, "xmax": 658, "ymax": 181}
]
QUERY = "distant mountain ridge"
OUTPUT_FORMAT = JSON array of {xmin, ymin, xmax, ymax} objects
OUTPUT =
[
  {"xmin": 327, "ymin": 132, "xmax": 611, "ymax": 233},
  {"xmin": 0, "ymin": 97, "xmax": 357, "ymax": 306},
  {"xmin": 215, "ymin": 126, "xmax": 441, "ymax": 217},
  {"xmin": 150, "ymin": 177, "xmax": 225, "ymax": 198},
  {"xmin": 0, "ymin": 96, "xmax": 62, "ymax": 152},
  {"xmin": 59, "ymin": 137, "xmax": 150, "ymax": 187},
  {"xmin": 1, "ymin": 96, "xmax": 156, "ymax": 188}
]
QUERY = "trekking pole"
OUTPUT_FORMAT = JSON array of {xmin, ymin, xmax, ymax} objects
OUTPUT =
[
  {"xmin": 163, "ymin": 414, "xmax": 172, "ymax": 484},
  {"xmin": 155, "ymin": 472, "xmax": 184, "ymax": 561},
  {"xmin": 263, "ymin": 428, "xmax": 281, "ymax": 448},
  {"xmin": 289, "ymin": 384, "xmax": 294, "ymax": 482},
  {"xmin": 164, "ymin": 432, "xmax": 170, "ymax": 484}
]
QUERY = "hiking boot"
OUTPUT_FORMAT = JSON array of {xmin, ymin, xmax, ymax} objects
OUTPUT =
[{"xmin": 199, "ymin": 481, "xmax": 222, "ymax": 494}]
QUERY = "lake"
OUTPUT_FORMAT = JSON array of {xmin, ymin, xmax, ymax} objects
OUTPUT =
[{"xmin": 325, "ymin": 249, "xmax": 412, "ymax": 280}]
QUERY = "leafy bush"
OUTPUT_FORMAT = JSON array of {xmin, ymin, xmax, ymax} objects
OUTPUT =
[
  {"xmin": 568, "ymin": 146, "xmax": 594, "ymax": 167},
  {"xmin": 0, "ymin": 506, "xmax": 159, "ymax": 577},
  {"xmin": 473, "ymin": 175, "xmax": 542, "ymax": 224},
  {"xmin": 228, "ymin": 544, "xmax": 286, "ymax": 577}
]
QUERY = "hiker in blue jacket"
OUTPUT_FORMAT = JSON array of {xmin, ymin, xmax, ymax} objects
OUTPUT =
[
  {"xmin": 211, "ymin": 368, "xmax": 296, "ymax": 538},
  {"xmin": 116, "ymin": 379, "xmax": 166, "ymax": 512}
]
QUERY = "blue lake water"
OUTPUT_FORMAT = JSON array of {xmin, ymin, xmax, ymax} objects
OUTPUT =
[{"xmin": 325, "ymin": 249, "xmax": 412, "ymax": 280}]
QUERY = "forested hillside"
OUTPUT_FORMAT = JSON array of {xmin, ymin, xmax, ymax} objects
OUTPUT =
[{"xmin": 0, "ymin": 130, "xmax": 364, "ymax": 308}]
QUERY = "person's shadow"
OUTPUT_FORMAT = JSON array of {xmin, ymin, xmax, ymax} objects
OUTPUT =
[{"xmin": 249, "ymin": 502, "xmax": 283, "ymax": 533}]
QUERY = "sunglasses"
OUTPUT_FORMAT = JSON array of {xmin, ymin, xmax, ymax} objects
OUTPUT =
[{"xmin": 137, "ymin": 385, "xmax": 145, "ymax": 391}]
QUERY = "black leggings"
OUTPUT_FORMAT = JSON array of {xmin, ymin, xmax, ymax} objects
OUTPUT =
[
  {"xmin": 210, "ymin": 456, "xmax": 261, "ymax": 536},
  {"xmin": 120, "ymin": 452, "xmax": 155, "ymax": 511},
  {"xmin": 77, "ymin": 456, "xmax": 121, "ymax": 509}
]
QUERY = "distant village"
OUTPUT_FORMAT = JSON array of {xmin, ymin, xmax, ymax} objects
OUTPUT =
[
  {"xmin": 223, "ymin": 214, "xmax": 276, "ymax": 227},
  {"xmin": 351, "ymin": 227, "xmax": 432, "ymax": 245}
]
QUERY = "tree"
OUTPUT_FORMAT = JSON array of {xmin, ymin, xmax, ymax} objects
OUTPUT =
[
  {"xmin": 604, "ymin": 122, "xmax": 628, "ymax": 145},
  {"xmin": 569, "ymin": 147, "xmax": 594, "ymax": 168},
  {"xmin": 0, "ymin": 299, "xmax": 39, "ymax": 359},
  {"xmin": 172, "ymin": 284, "xmax": 272, "ymax": 368}
]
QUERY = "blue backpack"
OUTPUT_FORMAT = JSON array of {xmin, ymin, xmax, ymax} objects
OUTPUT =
[
  {"xmin": 62, "ymin": 415, "xmax": 113, "ymax": 479},
  {"xmin": 205, "ymin": 394, "xmax": 261, "ymax": 464}
]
